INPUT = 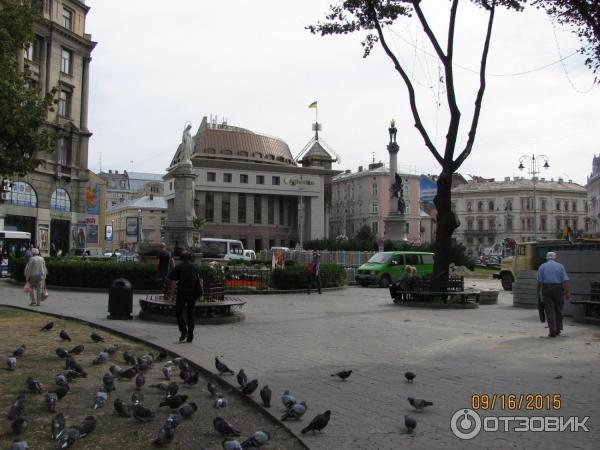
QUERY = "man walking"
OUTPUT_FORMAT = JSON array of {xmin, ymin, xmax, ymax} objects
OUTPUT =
[
  {"xmin": 537, "ymin": 251, "xmax": 570, "ymax": 337},
  {"xmin": 24, "ymin": 248, "xmax": 47, "ymax": 306},
  {"xmin": 167, "ymin": 251, "xmax": 202, "ymax": 343},
  {"xmin": 156, "ymin": 242, "xmax": 175, "ymax": 286},
  {"xmin": 307, "ymin": 253, "xmax": 321, "ymax": 295}
]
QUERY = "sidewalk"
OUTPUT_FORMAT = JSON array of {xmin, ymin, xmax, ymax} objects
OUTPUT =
[{"xmin": 1, "ymin": 279, "xmax": 599, "ymax": 449}]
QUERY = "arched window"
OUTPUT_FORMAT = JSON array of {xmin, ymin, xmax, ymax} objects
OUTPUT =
[
  {"xmin": 204, "ymin": 148, "xmax": 216, "ymax": 155},
  {"xmin": 238, "ymin": 151, "xmax": 249, "ymax": 157},
  {"xmin": 222, "ymin": 149, "xmax": 233, "ymax": 156},
  {"xmin": 8, "ymin": 181, "xmax": 37, "ymax": 207},
  {"xmin": 50, "ymin": 188, "xmax": 71, "ymax": 211}
]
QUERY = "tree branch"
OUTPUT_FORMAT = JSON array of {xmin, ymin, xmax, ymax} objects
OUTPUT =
[
  {"xmin": 412, "ymin": 1, "xmax": 447, "ymax": 63},
  {"xmin": 368, "ymin": 3, "xmax": 444, "ymax": 166},
  {"xmin": 453, "ymin": 0, "xmax": 496, "ymax": 171},
  {"xmin": 441, "ymin": 0, "xmax": 461, "ymax": 163}
]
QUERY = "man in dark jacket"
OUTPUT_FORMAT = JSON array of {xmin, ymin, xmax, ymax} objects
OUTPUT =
[{"xmin": 167, "ymin": 251, "xmax": 202, "ymax": 343}]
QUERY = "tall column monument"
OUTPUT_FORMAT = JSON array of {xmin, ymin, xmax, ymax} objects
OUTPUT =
[{"xmin": 384, "ymin": 120, "xmax": 407, "ymax": 241}]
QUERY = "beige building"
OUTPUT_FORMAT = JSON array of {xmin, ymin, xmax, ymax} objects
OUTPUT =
[
  {"xmin": 330, "ymin": 163, "xmax": 431, "ymax": 243},
  {"xmin": 452, "ymin": 177, "xmax": 587, "ymax": 255},
  {"xmin": 98, "ymin": 170, "xmax": 164, "ymax": 210},
  {"xmin": 0, "ymin": 0, "xmax": 96, "ymax": 255},
  {"xmin": 586, "ymin": 155, "xmax": 600, "ymax": 234}
]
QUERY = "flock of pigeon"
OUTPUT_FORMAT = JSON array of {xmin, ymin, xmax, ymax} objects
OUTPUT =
[{"xmin": 4, "ymin": 320, "xmax": 344, "ymax": 449}]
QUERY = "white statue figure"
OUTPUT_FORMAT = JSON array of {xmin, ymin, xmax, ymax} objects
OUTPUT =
[{"xmin": 180, "ymin": 122, "xmax": 193, "ymax": 164}]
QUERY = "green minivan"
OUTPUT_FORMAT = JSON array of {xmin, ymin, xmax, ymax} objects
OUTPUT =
[{"xmin": 355, "ymin": 251, "xmax": 435, "ymax": 288}]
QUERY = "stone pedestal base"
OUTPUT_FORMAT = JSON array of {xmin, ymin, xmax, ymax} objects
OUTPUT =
[
  {"xmin": 165, "ymin": 162, "xmax": 197, "ymax": 251},
  {"xmin": 384, "ymin": 214, "xmax": 407, "ymax": 241}
]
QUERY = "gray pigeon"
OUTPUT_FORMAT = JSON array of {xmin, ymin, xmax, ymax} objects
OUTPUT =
[
  {"xmin": 92, "ymin": 391, "xmax": 108, "ymax": 410},
  {"xmin": 215, "ymin": 357, "xmax": 234, "ymax": 375},
  {"xmin": 132, "ymin": 390, "xmax": 144, "ymax": 406},
  {"xmin": 237, "ymin": 369, "xmax": 247, "ymax": 387},
  {"xmin": 26, "ymin": 377, "xmax": 43, "ymax": 394},
  {"xmin": 281, "ymin": 401, "xmax": 307, "ymax": 421},
  {"xmin": 207, "ymin": 377, "xmax": 218, "ymax": 397},
  {"xmin": 153, "ymin": 424, "xmax": 175, "ymax": 447},
  {"xmin": 178, "ymin": 402, "xmax": 198, "ymax": 419},
  {"xmin": 167, "ymin": 381, "xmax": 179, "ymax": 399},
  {"xmin": 213, "ymin": 416, "xmax": 241, "ymax": 436},
  {"xmin": 67, "ymin": 357, "xmax": 87, "ymax": 377},
  {"xmin": 92, "ymin": 352, "xmax": 109, "ymax": 365},
  {"xmin": 260, "ymin": 385, "xmax": 271, "ymax": 408},
  {"xmin": 9, "ymin": 439, "xmax": 29, "ymax": 450},
  {"xmin": 52, "ymin": 384, "xmax": 70, "ymax": 399},
  {"xmin": 301, "ymin": 410, "xmax": 331, "ymax": 434},
  {"xmin": 41, "ymin": 321, "xmax": 54, "ymax": 331},
  {"xmin": 240, "ymin": 379, "xmax": 258, "ymax": 396},
  {"xmin": 408, "ymin": 397, "xmax": 433, "ymax": 411},
  {"xmin": 69, "ymin": 344, "xmax": 84, "ymax": 355},
  {"xmin": 331, "ymin": 370, "xmax": 352, "ymax": 380},
  {"xmin": 241, "ymin": 430, "xmax": 270, "ymax": 448},
  {"xmin": 405, "ymin": 415, "xmax": 417, "ymax": 432},
  {"xmin": 135, "ymin": 373, "xmax": 146, "ymax": 390},
  {"xmin": 123, "ymin": 351, "xmax": 135, "ymax": 365},
  {"xmin": 405, "ymin": 371, "xmax": 416, "ymax": 382},
  {"xmin": 90, "ymin": 332, "xmax": 104, "ymax": 343},
  {"xmin": 57, "ymin": 427, "xmax": 80, "ymax": 449},
  {"xmin": 11, "ymin": 417, "xmax": 28, "ymax": 435},
  {"xmin": 133, "ymin": 404, "xmax": 155, "ymax": 422},
  {"xmin": 52, "ymin": 413, "xmax": 65, "ymax": 439},
  {"xmin": 174, "ymin": 357, "xmax": 189, "ymax": 371},
  {"xmin": 165, "ymin": 412, "xmax": 183, "ymax": 429},
  {"xmin": 78, "ymin": 416, "xmax": 96, "ymax": 438},
  {"xmin": 13, "ymin": 344, "xmax": 26, "ymax": 357},
  {"xmin": 56, "ymin": 348, "xmax": 69, "ymax": 359},
  {"xmin": 55, "ymin": 374, "xmax": 69, "ymax": 386},
  {"xmin": 103, "ymin": 373, "xmax": 115, "ymax": 392},
  {"xmin": 223, "ymin": 438, "xmax": 243, "ymax": 450},
  {"xmin": 281, "ymin": 390, "xmax": 296, "ymax": 408},
  {"xmin": 7, "ymin": 356, "xmax": 17, "ymax": 371},
  {"xmin": 213, "ymin": 395, "xmax": 228, "ymax": 409},
  {"xmin": 62, "ymin": 369, "xmax": 84, "ymax": 381},
  {"xmin": 104, "ymin": 344, "xmax": 118, "ymax": 354},
  {"xmin": 45, "ymin": 392, "xmax": 58, "ymax": 413},
  {"xmin": 59, "ymin": 330, "xmax": 71, "ymax": 342},
  {"xmin": 109, "ymin": 364, "xmax": 124, "ymax": 377},
  {"xmin": 8, "ymin": 395, "xmax": 26, "ymax": 421},
  {"xmin": 159, "ymin": 394, "xmax": 188, "ymax": 409},
  {"xmin": 114, "ymin": 399, "xmax": 131, "ymax": 417},
  {"xmin": 162, "ymin": 364, "xmax": 173, "ymax": 381}
]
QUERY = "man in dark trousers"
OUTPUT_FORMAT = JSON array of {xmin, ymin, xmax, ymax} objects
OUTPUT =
[
  {"xmin": 537, "ymin": 251, "xmax": 571, "ymax": 337},
  {"xmin": 307, "ymin": 253, "xmax": 322, "ymax": 295},
  {"xmin": 167, "ymin": 251, "xmax": 202, "ymax": 343},
  {"xmin": 156, "ymin": 242, "xmax": 175, "ymax": 287}
]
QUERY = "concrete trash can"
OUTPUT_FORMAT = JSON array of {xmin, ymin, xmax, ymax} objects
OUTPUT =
[{"xmin": 108, "ymin": 278, "xmax": 133, "ymax": 320}]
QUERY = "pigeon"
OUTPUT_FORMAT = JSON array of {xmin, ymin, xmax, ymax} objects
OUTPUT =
[
  {"xmin": 206, "ymin": 378, "xmax": 218, "ymax": 397},
  {"xmin": 133, "ymin": 404, "xmax": 155, "ymax": 422},
  {"xmin": 237, "ymin": 369, "xmax": 248, "ymax": 388},
  {"xmin": 113, "ymin": 399, "xmax": 131, "ymax": 417},
  {"xmin": 69, "ymin": 344, "xmax": 84, "ymax": 355},
  {"xmin": 213, "ymin": 395, "xmax": 228, "ymax": 409},
  {"xmin": 166, "ymin": 382, "xmax": 179, "ymax": 399},
  {"xmin": 405, "ymin": 371, "xmax": 416, "ymax": 383},
  {"xmin": 78, "ymin": 416, "xmax": 96, "ymax": 438},
  {"xmin": 157, "ymin": 350, "xmax": 168, "ymax": 362},
  {"xmin": 10, "ymin": 439, "xmax": 29, "ymax": 450},
  {"xmin": 59, "ymin": 330, "xmax": 71, "ymax": 341},
  {"xmin": 103, "ymin": 373, "xmax": 115, "ymax": 392},
  {"xmin": 55, "ymin": 374, "xmax": 69, "ymax": 386},
  {"xmin": 60, "ymin": 370, "xmax": 83, "ymax": 382},
  {"xmin": 135, "ymin": 373, "xmax": 146, "ymax": 390},
  {"xmin": 153, "ymin": 423, "xmax": 175, "ymax": 447},
  {"xmin": 241, "ymin": 430, "xmax": 271, "ymax": 448},
  {"xmin": 67, "ymin": 357, "xmax": 87, "ymax": 377},
  {"xmin": 13, "ymin": 344, "xmax": 26, "ymax": 357},
  {"xmin": 57, "ymin": 427, "xmax": 80, "ymax": 449},
  {"xmin": 120, "ymin": 366, "xmax": 138, "ymax": 379},
  {"xmin": 408, "ymin": 397, "xmax": 433, "ymax": 411},
  {"xmin": 41, "ymin": 321, "xmax": 54, "ymax": 331},
  {"xmin": 92, "ymin": 391, "xmax": 108, "ymax": 410},
  {"xmin": 159, "ymin": 394, "xmax": 188, "ymax": 409},
  {"xmin": 260, "ymin": 385, "xmax": 271, "ymax": 408},
  {"xmin": 281, "ymin": 390, "xmax": 296, "ymax": 408},
  {"xmin": 11, "ymin": 417, "xmax": 28, "ymax": 434},
  {"xmin": 8, "ymin": 395, "xmax": 26, "ymax": 420},
  {"xmin": 331, "ymin": 370, "xmax": 352, "ymax": 380},
  {"xmin": 137, "ymin": 353, "xmax": 154, "ymax": 371},
  {"xmin": 52, "ymin": 412, "xmax": 65, "ymax": 439},
  {"xmin": 7, "ymin": 356, "xmax": 17, "ymax": 370},
  {"xmin": 223, "ymin": 438, "xmax": 243, "ymax": 450},
  {"xmin": 240, "ymin": 379, "xmax": 258, "ymax": 396},
  {"xmin": 52, "ymin": 384, "xmax": 70, "ymax": 400},
  {"xmin": 104, "ymin": 344, "xmax": 118, "ymax": 354},
  {"xmin": 183, "ymin": 370, "xmax": 199, "ymax": 386},
  {"xmin": 215, "ymin": 357, "xmax": 234, "ymax": 375},
  {"xmin": 109, "ymin": 364, "xmax": 124, "ymax": 377},
  {"xmin": 213, "ymin": 416, "xmax": 241, "ymax": 436},
  {"xmin": 281, "ymin": 401, "xmax": 307, "ymax": 421},
  {"xmin": 123, "ymin": 351, "xmax": 136, "ymax": 365},
  {"xmin": 45, "ymin": 392, "xmax": 58, "ymax": 413},
  {"xmin": 92, "ymin": 352, "xmax": 109, "ymax": 365},
  {"xmin": 26, "ymin": 377, "xmax": 43, "ymax": 394},
  {"xmin": 56, "ymin": 348, "xmax": 69, "ymax": 359},
  {"xmin": 174, "ymin": 357, "xmax": 189, "ymax": 371},
  {"xmin": 90, "ymin": 332, "xmax": 104, "ymax": 343},
  {"xmin": 178, "ymin": 402, "xmax": 198, "ymax": 419},
  {"xmin": 165, "ymin": 412, "xmax": 183, "ymax": 429},
  {"xmin": 162, "ymin": 365, "xmax": 173, "ymax": 381},
  {"xmin": 149, "ymin": 382, "xmax": 169, "ymax": 392},
  {"xmin": 404, "ymin": 415, "xmax": 417, "ymax": 432},
  {"xmin": 301, "ymin": 410, "xmax": 331, "ymax": 433},
  {"xmin": 131, "ymin": 390, "xmax": 144, "ymax": 406}
]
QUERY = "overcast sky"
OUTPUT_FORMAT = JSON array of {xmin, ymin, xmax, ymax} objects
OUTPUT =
[{"xmin": 85, "ymin": 0, "xmax": 599, "ymax": 186}]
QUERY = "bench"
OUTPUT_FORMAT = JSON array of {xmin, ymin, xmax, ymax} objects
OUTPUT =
[
  {"xmin": 389, "ymin": 276, "xmax": 480, "ymax": 304},
  {"xmin": 139, "ymin": 294, "xmax": 245, "ymax": 318}
]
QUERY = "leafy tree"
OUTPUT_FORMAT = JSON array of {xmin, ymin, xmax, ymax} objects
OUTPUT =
[
  {"xmin": 0, "ymin": 0, "xmax": 56, "ymax": 176},
  {"xmin": 355, "ymin": 224, "xmax": 375, "ymax": 242}
]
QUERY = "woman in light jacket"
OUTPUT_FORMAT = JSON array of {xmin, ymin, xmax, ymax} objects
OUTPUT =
[{"xmin": 24, "ymin": 248, "xmax": 48, "ymax": 306}]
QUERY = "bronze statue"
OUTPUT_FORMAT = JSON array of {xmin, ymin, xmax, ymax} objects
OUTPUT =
[
  {"xmin": 390, "ymin": 173, "xmax": 406, "ymax": 214},
  {"xmin": 388, "ymin": 119, "xmax": 397, "ymax": 144}
]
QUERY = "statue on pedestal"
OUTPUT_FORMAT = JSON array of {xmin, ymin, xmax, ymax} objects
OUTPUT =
[
  {"xmin": 388, "ymin": 119, "xmax": 397, "ymax": 144},
  {"xmin": 180, "ymin": 122, "xmax": 193, "ymax": 165},
  {"xmin": 390, "ymin": 173, "xmax": 406, "ymax": 214}
]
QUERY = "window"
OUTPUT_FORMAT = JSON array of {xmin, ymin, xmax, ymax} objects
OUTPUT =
[
  {"xmin": 488, "ymin": 201, "xmax": 494, "ymax": 211},
  {"xmin": 8, "ymin": 181, "xmax": 37, "ymax": 207},
  {"xmin": 205, "ymin": 192, "xmax": 214, "ymax": 222},
  {"xmin": 506, "ymin": 217, "xmax": 513, "ymax": 231},
  {"xmin": 207, "ymin": 172, "xmax": 216, "ymax": 182},
  {"xmin": 160, "ymin": 217, "xmax": 166, "ymax": 227},
  {"xmin": 421, "ymin": 254, "xmax": 434, "ymax": 264},
  {"xmin": 505, "ymin": 200, "xmax": 513, "ymax": 211},
  {"xmin": 540, "ymin": 199, "xmax": 546, "ymax": 211},
  {"xmin": 556, "ymin": 218, "xmax": 561, "ymax": 231},
  {"xmin": 205, "ymin": 148, "xmax": 216, "ymax": 155},
  {"xmin": 488, "ymin": 218, "xmax": 496, "ymax": 230},
  {"xmin": 240, "ymin": 174, "xmax": 248, "ymax": 184},
  {"xmin": 62, "ymin": 7, "xmax": 73, "ymax": 30},
  {"xmin": 467, "ymin": 218, "xmax": 473, "ymax": 230},
  {"xmin": 57, "ymin": 137, "xmax": 72, "ymax": 167},
  {"xmin": 222, "ymin": 149, "xmax": 233, "ymax": 156},
  {"xmin": 254, "ymin": 195, "xmax": 262, "ymax": 224},
  {"xmin": 477, "ymin": 201, "xmax": 483, "ymax": 212},
  {"xmin": 50, "ymin": 188, "xmax": 71, "ymax": 211},
  {"xmin": 272, "ymin": 176, "xmax": 280, "ymax": 186},
  {"xmin": 572, "ymin": 201, "xmax": 577, "ymax": 212},
  {"xmin": 221, "ymin": 193, "xmax": 230, "ymax": 223},
  {"xmin": 223, "ymin": 173, "xmax": 232, "ymax": 183},
  {"xmin": 540, "ymin": 217, "xmax": 547, "ymax": 231},
  {"xmin": 60, "ymin": 48, "xmax": 72, "ymax": 74},
  {"xmin": 256, "ymin": 175, "xmax": 264, "ymax": 185},
  {"xmin": 279, "ymin": 198, "xmax": 285, "ymax": 225},
  {"xmin": 265, "ymin": 196, "xmax": 274, "ymax": 224},
  {"xmin": 371, "ymin": 221, "xmax": 378, "ymax": 235},
  {"xmin": 477, "ymin": 219, "xmax": 484, "ymax": 231},
  {"xmin": 405, "ymin": 222, "xmax": 410, "ymax": 234},
  {"xmin": 556, "ymin": 202, "xmax": 560, "ymax": 211},
  {"xmin": 25, "ymin": 37, "xmax": 41, "ymax": 62},
  {"xmin": 238, "ymin": 151, "xmax": 248, "ymax": 157},
  {"xmin": 371, "ymin": 202, "xmax": 379, "ymax": 214},
  {"xmin": 564, "ymin": 201, "xmax": 569, "ymax": 211},
  {"xmin": 58, "ymin": 89, "xmax": 71, "ymax": 117},
  {"xmin": 238, "ymin": 194, "xmax": 247, "ymax": 223},
  {"xmin": 467, "ymin": 201, "xmax": 473, "ymax": 211},
  {"xmin": 372, "ymin": 183, "xmax": 378, "ymax": 196}
]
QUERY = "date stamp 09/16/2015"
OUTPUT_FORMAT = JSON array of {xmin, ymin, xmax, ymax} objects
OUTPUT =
[{"xmin": 471, "ymin": 393, "xmax": 562, "ymax": 411}]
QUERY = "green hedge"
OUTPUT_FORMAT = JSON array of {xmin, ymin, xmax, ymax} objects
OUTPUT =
[
  {"xmin": 271, "ymin": 263, "xmax": 347, "ymax": 290},
  {"xmin": 9, "ymin": 257, "xmax": 159, "ymax": 290}
]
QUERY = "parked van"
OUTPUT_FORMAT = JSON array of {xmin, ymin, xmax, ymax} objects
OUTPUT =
[
  {"xmin": 200, "ymin": 238, "xmax": 248, "ymax": 261},
  {"xmin": 355, "ymin": 251, "xmax": 435, "ymax": 288}
]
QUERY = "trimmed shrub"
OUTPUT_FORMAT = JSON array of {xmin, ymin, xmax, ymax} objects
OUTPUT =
[{"xmin": 271, "ymin": 263, "xmax": 346, "ymax": 290}]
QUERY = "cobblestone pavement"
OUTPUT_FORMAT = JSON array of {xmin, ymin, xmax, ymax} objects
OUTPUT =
[{"xmin": 1, "ymin": 278, "xmax": 599, "ymax": 449}]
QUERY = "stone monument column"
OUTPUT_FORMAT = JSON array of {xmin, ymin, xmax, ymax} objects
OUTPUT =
[
  {"xmin": 165, "ymin": 161, "xmax": 198, "ymax": 251},
  {"xmin": 384, "ymin": 119, "xmax": 407, "ymax": 241}
]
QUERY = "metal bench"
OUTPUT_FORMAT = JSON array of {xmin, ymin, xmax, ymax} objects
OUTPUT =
[{"xmin": 389, "ymin": 276, "xmax": 480, "ymax": 304}]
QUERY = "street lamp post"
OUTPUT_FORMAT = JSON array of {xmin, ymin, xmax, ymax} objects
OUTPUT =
[
  {"xmin": 137, "ymin": 208, "xmax": 142, "ymax": 251},
  {"xmin": 518, "ymin": 154, "xmax": 549, "ymax": 241}
]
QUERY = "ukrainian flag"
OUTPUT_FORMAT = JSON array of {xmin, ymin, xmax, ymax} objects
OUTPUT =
[{"xmin": 308, "ymin": 101, "xmax": 317, "ymax": 109}]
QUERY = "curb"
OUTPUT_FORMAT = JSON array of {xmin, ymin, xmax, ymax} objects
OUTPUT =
[
  {"xmin": 0, "ymin": 303, "xmax": 311, "ymax": 450},
  {"xmin": 392, "ymin": 301, "xmax": 479, "ymax": 309}
]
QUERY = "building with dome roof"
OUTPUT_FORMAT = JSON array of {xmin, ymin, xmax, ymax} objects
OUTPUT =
[{"xmin": 164, "ymin": 117, "xmax": 340, "ymax": 250}]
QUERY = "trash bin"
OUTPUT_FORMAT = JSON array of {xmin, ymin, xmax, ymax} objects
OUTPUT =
[{"xmin": 108, "ymin": 278, "xmax": 133, "ymax": 320}]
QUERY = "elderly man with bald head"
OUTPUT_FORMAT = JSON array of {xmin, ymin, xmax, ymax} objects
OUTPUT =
[{"xmin": 537, "ymin": 252, "xmax": 571, "ymax": 337}]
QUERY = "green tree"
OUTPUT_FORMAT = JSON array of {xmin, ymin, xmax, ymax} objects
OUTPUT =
[
  {"xmin": 0, "ymin": 0, "xmax": 56, "ymax": 176},
  {"xmin": 355, "ymin": 224, "xmax": 375, "ymax": 242}
]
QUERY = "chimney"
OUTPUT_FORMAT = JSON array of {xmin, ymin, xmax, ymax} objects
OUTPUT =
[
  {"xmin": 568, "ymin": 179, "xmax": 572, "ymax": 183},
  {"xmin": 149, "ymin": 194, "xmax": 154, "ymax": 200},
  {"xmin": 358, "ymin": 166, "xmax": 363, "ymax": 172},
  {"xmin": 513, "ymin": 176, "xmax": 519, "ymax": 181},
  {"xmin": 558, "ymin": 178, "xmax": 563, "ymax": 183},
  {"xmin": 115, "ymin": 170, "xmax": 118, "ymax": 174},
  {"xmin": 504, "ymin": 177, "xmax": 510, "ymax": 181},
  {"xmin": 541, "ymin": 177, "xmax": 545, "ymax": 181},
  {"xmin": 345, "ymin": 170, "xmax": 351, "ymax": 174},
  {"xmin": 108, "ymin": 170, "xmax": 112, "ymax": 174}
]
